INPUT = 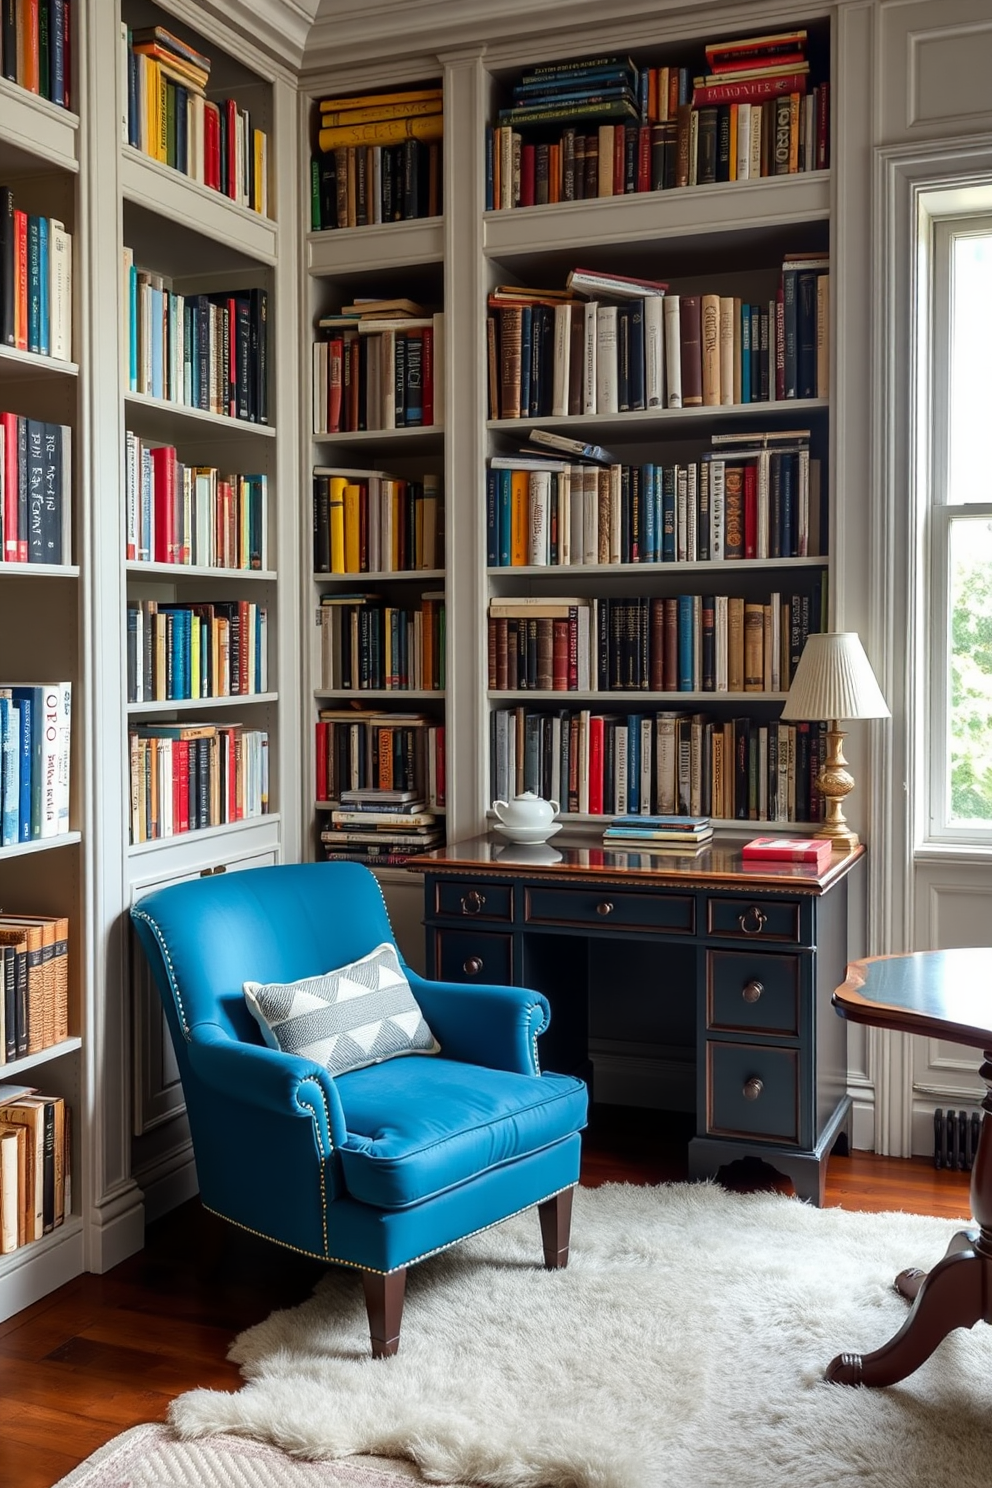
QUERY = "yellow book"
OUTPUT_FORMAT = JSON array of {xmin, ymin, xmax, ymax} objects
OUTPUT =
[
  {"xmin": 318, "ymin": 113, "xmax": 444, "ymax": 153},
  {"xmin": 343, "ymin": 482, "xmax": 361, "ymax": 573},
  {"xmin": 329, "ymin": 477, "xmax": 347, "ymax": 574},
  {"xmin": 253, "ymin": 129, "xmax": 266, "ymax": 215},
  {"xmin": 510, "ymin": 471, "xmax": 528, "ymax": 567},
  {"xmin": 320, "ymin": 99, "xmax": 443, "ymax": 128},
  {"xmin": 319, "ymin": 87, "xmax": 442, "ymax": 115}
]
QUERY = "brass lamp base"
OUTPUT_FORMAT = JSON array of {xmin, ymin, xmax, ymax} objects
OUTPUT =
[{"xmin": 812, "ymin": 725, "xmax": 860, "ymax": 851}]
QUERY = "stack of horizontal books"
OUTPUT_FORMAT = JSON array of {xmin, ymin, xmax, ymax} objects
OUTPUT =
[
  {"xmin": 741, "ymin": 835, "xmax": 832, "ymax": 870},
  {"xmin": 602, "ymin": 814, "xmax": 713, "ymax": 853},
  {"xmin": 321, "ymin": 788, "xmax": 444, "ymax": 867}
]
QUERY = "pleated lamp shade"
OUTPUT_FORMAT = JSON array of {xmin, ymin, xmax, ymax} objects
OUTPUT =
[{"xmin": 780, "ymin": 632, "xmax": 890, "ymax": 723}]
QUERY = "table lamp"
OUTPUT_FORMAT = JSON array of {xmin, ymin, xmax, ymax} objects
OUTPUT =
[{"xmin": 779, "ymin": 631, "xmax": 890, "ymax": 850}]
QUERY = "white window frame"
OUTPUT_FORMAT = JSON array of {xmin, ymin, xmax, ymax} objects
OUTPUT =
[{"xmin": 920, "ymin": 198, "xmax": 992, "ymax": 850}]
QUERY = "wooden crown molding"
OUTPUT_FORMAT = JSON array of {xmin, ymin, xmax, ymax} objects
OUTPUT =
[{"xmin": 181, "ymin": 0, "xmax": 321, "ymax": 71}]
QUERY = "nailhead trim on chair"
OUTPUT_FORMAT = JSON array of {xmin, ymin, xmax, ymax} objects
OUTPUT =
[
  {"xmin": 203, "ymin": 1180, "xmax": 577, "ymax": 1274},
  {"xmin": 131, "ymin": 908, "xmax": 192, "ymax": 1038}
]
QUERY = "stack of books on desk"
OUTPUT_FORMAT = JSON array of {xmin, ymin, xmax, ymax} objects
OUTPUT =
[
  {"xmin": 602, "ymin": 814, "xmax": 713, "ymax": 852},
  {"xmin": 320, "ymin": 788, "xmax": 443, "ymax": 866}
]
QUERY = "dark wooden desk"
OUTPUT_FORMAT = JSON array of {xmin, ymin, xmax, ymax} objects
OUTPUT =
[
  {"xmin": 408, "ymin": 835, "xmax": 865, "ymax": 1205},
  {"xmin": 826, "ymin": 948, "xmax": 991, "ymax": 1387}
]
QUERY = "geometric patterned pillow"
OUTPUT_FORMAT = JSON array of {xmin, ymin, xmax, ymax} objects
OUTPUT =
[{"xmin": 243, "ymin": 941, "xmax": 440, "ymax": 1078}]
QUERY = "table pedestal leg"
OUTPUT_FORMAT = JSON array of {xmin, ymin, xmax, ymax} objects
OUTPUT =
[{"xmin": 826, "ymin": 1058, "xmax": 992, "ymax": 1387}]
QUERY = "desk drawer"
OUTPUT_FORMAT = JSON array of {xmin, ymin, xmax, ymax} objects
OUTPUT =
[
  {"xmin": 707, "ymin": 897, "xmax": 802, "ymax": 944},
  {"xmin": 706, "ymin": 1042, "xmax": 799, "ymax": 1144},
  {"xmin": 706, "ymin": 951, "xmax": 802, "ymax": 1036},
  {"xmin": 434, "ymin": 928, "xmax": 513, "ymax": 985},
  {"xmin": 525, "ymin": 886, "xmax": 694, "ymax": 934},
  {"xmin": 435, "ymin": 879, "xmax": 513, "ymax": 922}
]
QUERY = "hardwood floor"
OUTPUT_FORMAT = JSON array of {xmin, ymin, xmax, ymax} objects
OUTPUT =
[{"xmin": 0, "ymin": 1107, "xmax": 974, "ymax": 1488}]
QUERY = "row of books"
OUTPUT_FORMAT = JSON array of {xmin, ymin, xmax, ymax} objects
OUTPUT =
[
  {"xmin": 0, "ymin": 415, "xmax": 70, "ymax": 566},
  {"xmin": 0, "ymin": 913, "xmax": 69, "ymax": 1062},
  {"xmin": 487, "ymin": 260, "xmax": 828, "ymax": 422},
  {"xmin": 124, "ymin": 436, "xmax": 268, "ymax": 571},
  {"xmin": 0, "ymin": 1086, "xmax": 70, "ymax": 1254},
  {"xmin": 313, "ymin": 313, "xmax": 444, "ymax": 433},
  {"xmin": 486, "ymin": 443, "xmax": 822, "ymax": 568},
  {"xmin": 2, "ymin": 0, "xmax": 70, "ymax": 107},
  {"xmin": 124, "ymin": 252, "xmax": 268, "ymax": 424},
  {"xmin": 486, "ymin": 92, "xmax": 828, "ymax": 210},
  {"xmin": 315, "ymin": 710, "xmax": 445, "ymax": 810},
  {"xmin": 311, "ymin": 84, "xmax": 442, "ymax": 229},
  {"xmin": 313, "ymin": 469, "xmax": 443, "ymax": 575},
  {"xmin": 0, "ymin": 194, "xmax": 72, "ymax": 359},
  {"xmin": 310, "ymin": 141, "xmax": 442, "ymax": 231},
  {"xmin": 0, "ymin": 683, "xmax": 71, "ymax": 845},
  {"xmin": 490, "ymin": 705, "xmax": 828, "ymax": 823},
  {"xmin": 318, "ymin": 592, "xmax": 445, "ymax": 693},
  {"xmin": 320, "ymin": 789, "xmax": 443, "ymax": 867},
  {"xmin": 487, "ymin": 589, "xmax": 822, "ymax": 695},
  {"xmin": 128, "ymin": 724, "xmax": 269, "ymax": 844},
  {"xmin": 122, "ymin": 24, "xmax": 269, "ymax": 216},
  {"xmin": 125, "ymin": 599, "xmax": 269, "ymax": 705}
]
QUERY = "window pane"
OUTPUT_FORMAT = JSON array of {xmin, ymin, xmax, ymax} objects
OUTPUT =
[
  {"xmin": 948, "ymin": 515, "xmax": 992, "ymax": 823},
  {"xmin": 949, "ymin": 234, "xmax": 992, "ymax": 506}
]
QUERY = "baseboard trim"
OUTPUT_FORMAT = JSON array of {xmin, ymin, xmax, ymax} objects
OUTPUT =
[
  {"xmin": 0, "ymin": 1219, "xmax": 84, "ymax": 1322},
  {"xmin": 135, "ymin": 1141, "xmax": 199, "ymax": 1224}
]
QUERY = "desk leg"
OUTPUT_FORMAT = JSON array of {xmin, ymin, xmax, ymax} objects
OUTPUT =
[{"xmin": 826, "ymin": 1056, "xmax": 992, "ymax": 1387}]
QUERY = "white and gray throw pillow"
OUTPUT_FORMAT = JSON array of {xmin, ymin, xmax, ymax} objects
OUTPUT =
[{"xmin": 244, "ymin": 941, "xmax": 440, "ymax": 1077}]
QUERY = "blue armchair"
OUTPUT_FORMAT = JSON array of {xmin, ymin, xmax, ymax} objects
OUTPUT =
[{"xmin": 130, "ymin": 861, "xmax": 588, "ymax": 1355}]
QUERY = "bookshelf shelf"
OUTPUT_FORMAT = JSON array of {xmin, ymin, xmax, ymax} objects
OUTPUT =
[
  {"xmin": 487, "ymin": 400, "xmax": 828, "ymax": 440},
  {"xmin": 0, "ymin": 832, "xmax": 81, "ymax": 860},
  {"xmin": 127, "ymin": 693, "xmax": 279, "ymax": 716},
  {"xmin": 0, "ymin": 76, "xmax": 79, "ymax": 174},
  {"xmin": 313, "ymin": 425, "xmax": 443, "ymax": 451},
  {"xmin": 489, "ymin": 557, "xmax": 827, "ymax": 578},
  {"xmin": 483, "ymin": 173, "xmax": 830, "ymax": 260},
  {"xmin": 315, "ymin": 689, "xmax": 445, "ymax": 701},
  {"xmin": 127, "ymin": 812, "xmax": 282, "ymax": 860},
  {"xmin": 488, "ymin": 690, "xmax": 789, "ymax": 703},
  {"xmin": 0, "ymin": 345, "xmax": 78, "ymax": 378},
  {"xmin": 0, "ymin": 562, "xmax": 80, "ymax": 578},
  {"xmin": 125, "ymin": 562, "xmax": 277, "ymax": 581},
  {"xmin": 308, "ymin": 218, "xmax": 444, "ymax": 277},
  {"xmin": 124, "ymin": 392, "xmax": 277, "ymax": 443},
  {"xmin": 2, "ymin": 1037, "xmax": 83, "ymax": 1079},
  {"xmin": 315, "ymin": 569, "xmax": 445, "ymax": 584},
  {"xmin": 120, "ymin": 149, "xmax": 278, "ymax": 266}
]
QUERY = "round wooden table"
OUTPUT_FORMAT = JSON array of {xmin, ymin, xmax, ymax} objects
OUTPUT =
[{"xmin": 825, "ymin": 948, "xmax": 992, "ymax": 1386}]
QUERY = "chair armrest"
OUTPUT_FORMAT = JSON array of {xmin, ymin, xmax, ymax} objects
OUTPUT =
[
  {"xmin": 405, "ymin": 974, "xmax": 550, "ymax": 1076},
  {"xmin": 187, "ymin": 1023, "xmax": 349, "ymax": 1155}
]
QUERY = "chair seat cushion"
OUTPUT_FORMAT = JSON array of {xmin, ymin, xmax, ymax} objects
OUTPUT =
[{"xmin": 336, "ymin": 1056, "xmax": 588, "ymax": 1209}]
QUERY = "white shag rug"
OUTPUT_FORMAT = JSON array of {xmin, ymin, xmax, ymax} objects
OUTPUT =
[{"xmin": 167, "ymin": 1182, "xmax": 992, "ymax": 1488}]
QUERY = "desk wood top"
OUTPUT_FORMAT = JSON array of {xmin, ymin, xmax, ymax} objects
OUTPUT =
[
  {"xmin": 833, "ymin": 949, "xmax": 992, "ymax": 1048},
  {"xmin": 405, "ymin": 834, "xmax": 864, "ymax": 895}
]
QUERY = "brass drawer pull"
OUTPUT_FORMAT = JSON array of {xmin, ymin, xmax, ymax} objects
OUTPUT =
[
  {"xmin": 461, "ymin": 890, "xmax": 486, "ymax": 916},
  {"xmin": 596, "ymin": 901, "xmax": 614, "ymax": 916},
  {"xmin": 739, "ymin": 906, "xmax": 767, "ymax": 937},
  {"xmin": 463, "ymin": 956, "xmax": 483, "ymax": 976},
  {"xmin": 743, "ymin": 1077, "xmax": 764, "ymax": 1101},
  {"xmin": 742, "ymin": 979, "xmax": 764, "ymax": 1004}
]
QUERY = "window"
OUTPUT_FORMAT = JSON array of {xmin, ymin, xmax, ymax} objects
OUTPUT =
[{"xmin": 926, "ymin": 210, "xmax": 992, "ymax": 843}]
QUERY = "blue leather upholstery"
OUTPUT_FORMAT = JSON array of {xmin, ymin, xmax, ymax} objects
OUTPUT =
[{"xmin": 130, "ymin": 863, "xmax": 588, "ymax": 1315}]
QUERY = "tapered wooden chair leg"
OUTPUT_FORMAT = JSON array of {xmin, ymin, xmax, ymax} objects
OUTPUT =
[
  {"xmin": 362, "ymin": 1267, "xmax": 406, "ymax": 1357},
  {"xmin": 539, "ymin": 1187, "xmax": 574, "ymax": 1269}
]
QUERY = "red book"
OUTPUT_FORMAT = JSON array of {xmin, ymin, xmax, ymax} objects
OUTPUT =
[
  {"xmin": 742, "ymin": 835, "xmax": 833, "ymax": 870},
  {"xmin": 1, "ymin": 411, "xmax": 19, "ymax": 560},
  {"xmin": 588, "ymin": 715, "xmax": 604, "ymax": 815},
  {"xmin": 612, "ymin": 124, "xmax": 624, "ymax": 194},
  {"xmin": 692, "ymin": 72, "xmax": 808, "ymax": 107},
  {"xmin": 327, "ymin": 337, "xmax": 344, "ymax": 432},
  {"xmin": 150, "ymin": 445, "xmax": 178, "ymax": 563},
  {"xmin": 13, "ymin": 210, "xmax": 27, "ymax": 351},
  {"xmin": 636, "ymin": 124, "xmax": 651, "ymax": 192},
  {"xmin": 203, "ymin": 103, "xmax": 220, "ymax": 189},
  {"xmin": 224, "ymin": 99, "xmax": 239, "ymax": 200},
  {"xmin": 743, "ymin": 462, "xmax": 758, "ymax": 559},
  {"xmin": 174, "ymin": 740, "xmax": 190, "ymax": 834},
  {"xmin": 315, "ymin": 721, "xmax": 328, "ymax": 801},
  {"xmin": 421, "ymin": 326, "xmax": 434, "ymax": 427},
  {"xmin": 552, "ymin": 619, "xmax": 568, "ymax": 691}
]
